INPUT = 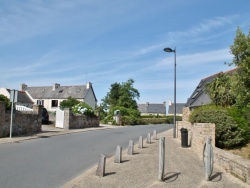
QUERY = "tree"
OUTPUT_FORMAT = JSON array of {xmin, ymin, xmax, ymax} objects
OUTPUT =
[
  {"xmin": 229, "ymin": 27, "xmax": 250, "ymax": 107},
  {"xmin": 205, "ymin": 73, "xmax": 236, "ymax": 107},
  {"xmin": 102, "ymin": 79, "xmax": 140, "ymax": 109},
  {"xmin": 60, "ymin": 97, "xmax": 80, "ymax": 109}
]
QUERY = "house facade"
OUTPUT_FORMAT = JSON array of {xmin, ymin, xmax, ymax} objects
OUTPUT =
[
  {"xmin": 137, "ymin": 102, "xmax": 166, "ymax": 116},
  {"xmin": 20, "ymin": 82, "xmax": 97, "ymax": 111}
]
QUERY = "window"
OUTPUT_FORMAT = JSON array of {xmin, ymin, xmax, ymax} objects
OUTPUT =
[
  {"xmin": 37, "ymin": 100, "xmax": 44, "ymax": 106},
  {"xmin": 51, "ymin": 100, "xmax": 58, "ymax": 107}
]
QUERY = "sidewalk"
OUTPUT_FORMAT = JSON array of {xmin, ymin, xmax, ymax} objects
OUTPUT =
[
  {"xmin": 64, "ymin": 129, "xmax": 248, "ymax": 188},
  {"xmin": 0, "ymin": 124, "xmax": 116, "ymax": 144}
]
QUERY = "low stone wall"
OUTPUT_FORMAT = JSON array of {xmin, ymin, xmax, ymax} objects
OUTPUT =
[
  {"xmin": 214, "ymin": 147, "xmax": 250, "ymax": 184},
  {"xmin": 0, "ymin": 102, "xmax": 42, "ymax": 138},
  {"xmin": 63, "ymin": 108, "xmax": 99, "ymax": 129},
  {"xmin": 177, "ymin": 119, "xmax": 250, "ymax": 185},
  {"xmin": 176, "ymin": 121, "xmax": 215, "ymax": 153}
]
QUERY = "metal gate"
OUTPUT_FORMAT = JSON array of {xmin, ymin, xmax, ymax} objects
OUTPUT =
[{"xmin": 56, "ymin": 108, "xmax": 64, "ymax": 128}]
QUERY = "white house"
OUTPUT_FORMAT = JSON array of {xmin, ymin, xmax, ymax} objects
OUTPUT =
[{"xmin": 20, "ymin": 82, "xmax": 98, "ymax": 111}]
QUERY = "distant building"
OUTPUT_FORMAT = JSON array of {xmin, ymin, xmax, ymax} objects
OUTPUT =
[
  {"xmin": 167, "ymin": 100, "xmax": 185, "ymax": 116},
  {"xmin": 137, "ymin": 102, "xmax": 166, "ymax": 116}
]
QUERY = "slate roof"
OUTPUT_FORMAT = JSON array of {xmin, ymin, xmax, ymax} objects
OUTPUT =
[
  {"xmin": 168, "ymin": 103, "xmax": 186, "ymax": 114},
  {"xmin": 137, "ymin": 103, "xmax": 166, "ymax": 114},
  {"xmin": 23, "ymin": 85, "xmax": 96, "ymax": 100},
  {"xmin": 6, "ymin": 89, "xmax": 33, "ymax": 103},
  {"xmin": 185, "ymin": 72, "xmax": 221, "ymax": 108}
]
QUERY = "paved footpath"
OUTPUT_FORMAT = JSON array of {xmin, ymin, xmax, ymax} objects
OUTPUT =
[{"xmin": 64, "ymin": 129, "xmax": 248, "ymax": 188}]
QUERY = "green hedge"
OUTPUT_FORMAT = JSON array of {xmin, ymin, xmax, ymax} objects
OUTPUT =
[{"xmin": 189, "ymin": 105, "xmax": 246, "ymax": 149}]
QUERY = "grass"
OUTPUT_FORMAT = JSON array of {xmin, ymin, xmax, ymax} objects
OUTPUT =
[{"xmin": 227, "ymin": 143, "xmax": 250, "ymax": 160}]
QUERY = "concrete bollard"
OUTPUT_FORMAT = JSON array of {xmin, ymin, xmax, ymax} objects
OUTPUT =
[
  {"xmin": 114, "ymin": 145, "xmax": 122, "ymax": 163},
  {"xmin": 96, "ymin": 154, "xmax": 106, "ymax": 177},
  {"xmin": 138, "ymin": 136, "xmax": 143, "ymax": 149},
  {"xmin": 153, "ymin": 130, "xmax": 157, "ymax": 140},
  {"xmin": 158, "ymin": 137, "xmax": 165, "ymax": 181},
  {"xmin": 204, "ymin": 136, "xmax": 213, "ymax": 181},
  {"xmin": 128, "ymin": 140, "xmax": 134, "ymax": 155},
  {"xmin": 147, "ymin": 133, "xmax": 151, "ymax": 144}
]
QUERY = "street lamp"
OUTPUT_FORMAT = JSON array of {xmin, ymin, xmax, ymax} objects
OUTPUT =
[{"xmin": 164, "ymin": 47, "xmax": 176, "ymax": 138}]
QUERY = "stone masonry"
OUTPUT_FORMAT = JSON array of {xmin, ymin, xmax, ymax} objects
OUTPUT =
[{"xmin": 0, "ymin": 102, "xmax": 42, "ymax": 137}]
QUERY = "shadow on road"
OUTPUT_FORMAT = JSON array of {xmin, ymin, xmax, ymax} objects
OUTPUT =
[{"xmin": 210, "ymin": 172, "xmax": 223, "ymax": 182}]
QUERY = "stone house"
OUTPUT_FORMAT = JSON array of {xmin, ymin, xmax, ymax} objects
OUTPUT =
[
  {"xmin": 137, "ymin": 102, "xmax": 166, "ymax": 116},
  {"xmin": 20, "ymin": 82, "xmax": 97, "ymax": 111}
]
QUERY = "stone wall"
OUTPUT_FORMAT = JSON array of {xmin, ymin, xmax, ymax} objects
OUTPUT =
[
  {"xmin": 0, "ymin": 102, "xmax": 42, "ymax": 138},
  {"xmin": 63, "ymin": 108, "xmax": 99, "ymax": 129},
  {"xmin": 182, "ymin": 107, "xmax": 191, "ymax": 122},
  {"xmin": 176, "ymin": 120, "xmax": 250, "ymax": 185}
]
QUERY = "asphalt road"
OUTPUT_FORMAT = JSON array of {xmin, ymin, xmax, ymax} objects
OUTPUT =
[{"xmin": 0, "ymin": 124, "xmax": 172, "ymax": 188}]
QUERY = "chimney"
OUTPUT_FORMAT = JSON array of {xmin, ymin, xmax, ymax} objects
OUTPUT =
[
  {"xmin": 169, "ymin": 100, "xmax": 172, "ymax": 106},
  {"xmin": 146, "ymin": 102, "xmax": 149, "ymax": 106},
  {"xmin": 20, "ymin": 83, "xmax": 27, "ymax": 91},
  {"xmin": 86, "ymin": 82, "xmax": 92, "ymax": 89},
  {"xmin": 53, "ymin": 83, "xmax": 60, "ymax": 90},
  {"xmin": 163, "ymin": 101, "xmax": 166, "ymax": 107}
]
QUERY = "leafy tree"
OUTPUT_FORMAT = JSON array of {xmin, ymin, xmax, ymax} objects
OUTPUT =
[
  {"xmin": 205, "ymin": 73, "xmax": 236, "ymax": 107},
  {"xmin": 60, "ymin": 97, "xmax": 80, "ymax": 109},
  {"xmin": 228, "ymin": 27, "xmax": 250, "ymax": 107},
  {"xmin": 102, "ymin": 79, "xmax": 140, "ymax": 109},
  {"xmin": 0, "ymin": 94, "xmax": 11, "ymax": 110}
]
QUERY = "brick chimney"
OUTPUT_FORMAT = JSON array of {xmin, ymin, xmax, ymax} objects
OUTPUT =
[
  {"xmin": 86, "ymin": 82, "xmax": 92, "ymax": 89},
  {"xmin": 20, "ymin": 83, "xmax": 27, "ymax": 91},
  {"xmin": 53, "ymin": 83, "xmax": 60, "ymax": 90}
]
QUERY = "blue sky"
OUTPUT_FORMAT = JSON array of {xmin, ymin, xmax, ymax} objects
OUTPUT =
[{"xmin": 1, "ymin": 0, "xmax": 250, "ymax": 105}]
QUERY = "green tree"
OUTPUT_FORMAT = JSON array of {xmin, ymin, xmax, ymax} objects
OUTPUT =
[
  {"xmin": 102, "ymin": 79, "xmax": 140, "ymax": 109},
  {"xmin": 0, "ymin": 94, "xmax": 11, "ymax": 110},
  {"xmin": 205, "ymin": 73, "xmax": 236, "ymax": 107},
  {"xmin": 229, "ymin": 27, "xmax": 250, "ymax": 107},
  {"xmin": 60, "ymin": 97, "xmax": 80, "ymax": 109}
]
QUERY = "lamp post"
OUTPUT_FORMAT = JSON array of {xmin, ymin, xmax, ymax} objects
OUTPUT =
[{"xmin": 164, "ymin": 47, "xmax": 176, "ymax": 138}]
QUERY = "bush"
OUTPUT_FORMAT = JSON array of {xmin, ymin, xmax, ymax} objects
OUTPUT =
[
  {"xmin": 121, "ymin": 116, "xmax": 146, "ymax": 126},
  {"xmin": 189, "ymin": 105, "xmax": 246, "ymax": 148},
  {"xmin": 60, "ymin": 97, "xmax": 80, "ymax": 109},
  {"xmin": 72, "ymin": 102, "xmax": 95, "ymax": 116},
  {"xmin": 166, "ymin": 116, "xmax": 182, "ymax": 124},
  {"xmin": 0, "ymin": 94, "xmax": 11, "ymax": 110}
]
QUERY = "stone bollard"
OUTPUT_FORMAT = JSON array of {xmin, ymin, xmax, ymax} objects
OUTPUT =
[
  {"xmin": 204, "ymin": 136, "xmax": 213, "ymax": 181},
  {"xmin": 147, "ymin": 133, "xmax": 151, "ymax": 144},
  {"xmin": 158, "ymin": 137, "xmax": 165, "ymax": 181},
  {"xmin": 138, "ymin": 136, "xmax": 143, "ymax": 149},
  {"xmin": 96, "ymin": 154, "xmax": 106, "ymax": 177},
  {"xmin": 153, "ymin": 130, "xmax": 157, "ymax": 140},
  {"xmin": 114, "ymin": 145, "xmax": 122, "ymax": 163},
  {"xmin": 128, "ymin": 140, "xmax": 134, "ymax": 155}
]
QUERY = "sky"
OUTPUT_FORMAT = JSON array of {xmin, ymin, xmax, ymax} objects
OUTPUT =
[{"xmin": 0, "ymin": 0, "xmax": 250, "ymax": 106}]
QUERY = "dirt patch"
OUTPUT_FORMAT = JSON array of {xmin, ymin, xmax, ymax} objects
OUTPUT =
[{"xmin": 227, "ymin": 143, "xmax": 250, "ymax": 160}]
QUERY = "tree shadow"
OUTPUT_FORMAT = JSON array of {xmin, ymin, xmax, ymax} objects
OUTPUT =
[
  {"xmin": 210, "ymin": 172, "xmax": 222, "ymax": 182},
  {"xmin": 164, "ymin": 172, "xmax": 181, "ymax": 182}
]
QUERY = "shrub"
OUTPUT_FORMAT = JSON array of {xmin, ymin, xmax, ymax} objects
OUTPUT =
[
  {"xmin": 0, "ymin": 94, "xmax": 11, "ymax": 110},
  {"xmin": 166, "ymin": 116, "xmax": 182, "ymax": 124},
  {"xmin": 60, "ymin": 97, "xmax": 80, "ymax": 109},
  {"xmin": 72, "ymin": 102, "xmax": 95, "ymax": 116},
  {"xmin": 189, "ymin": 105, "xmax": 246, "ymax": 148}
]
